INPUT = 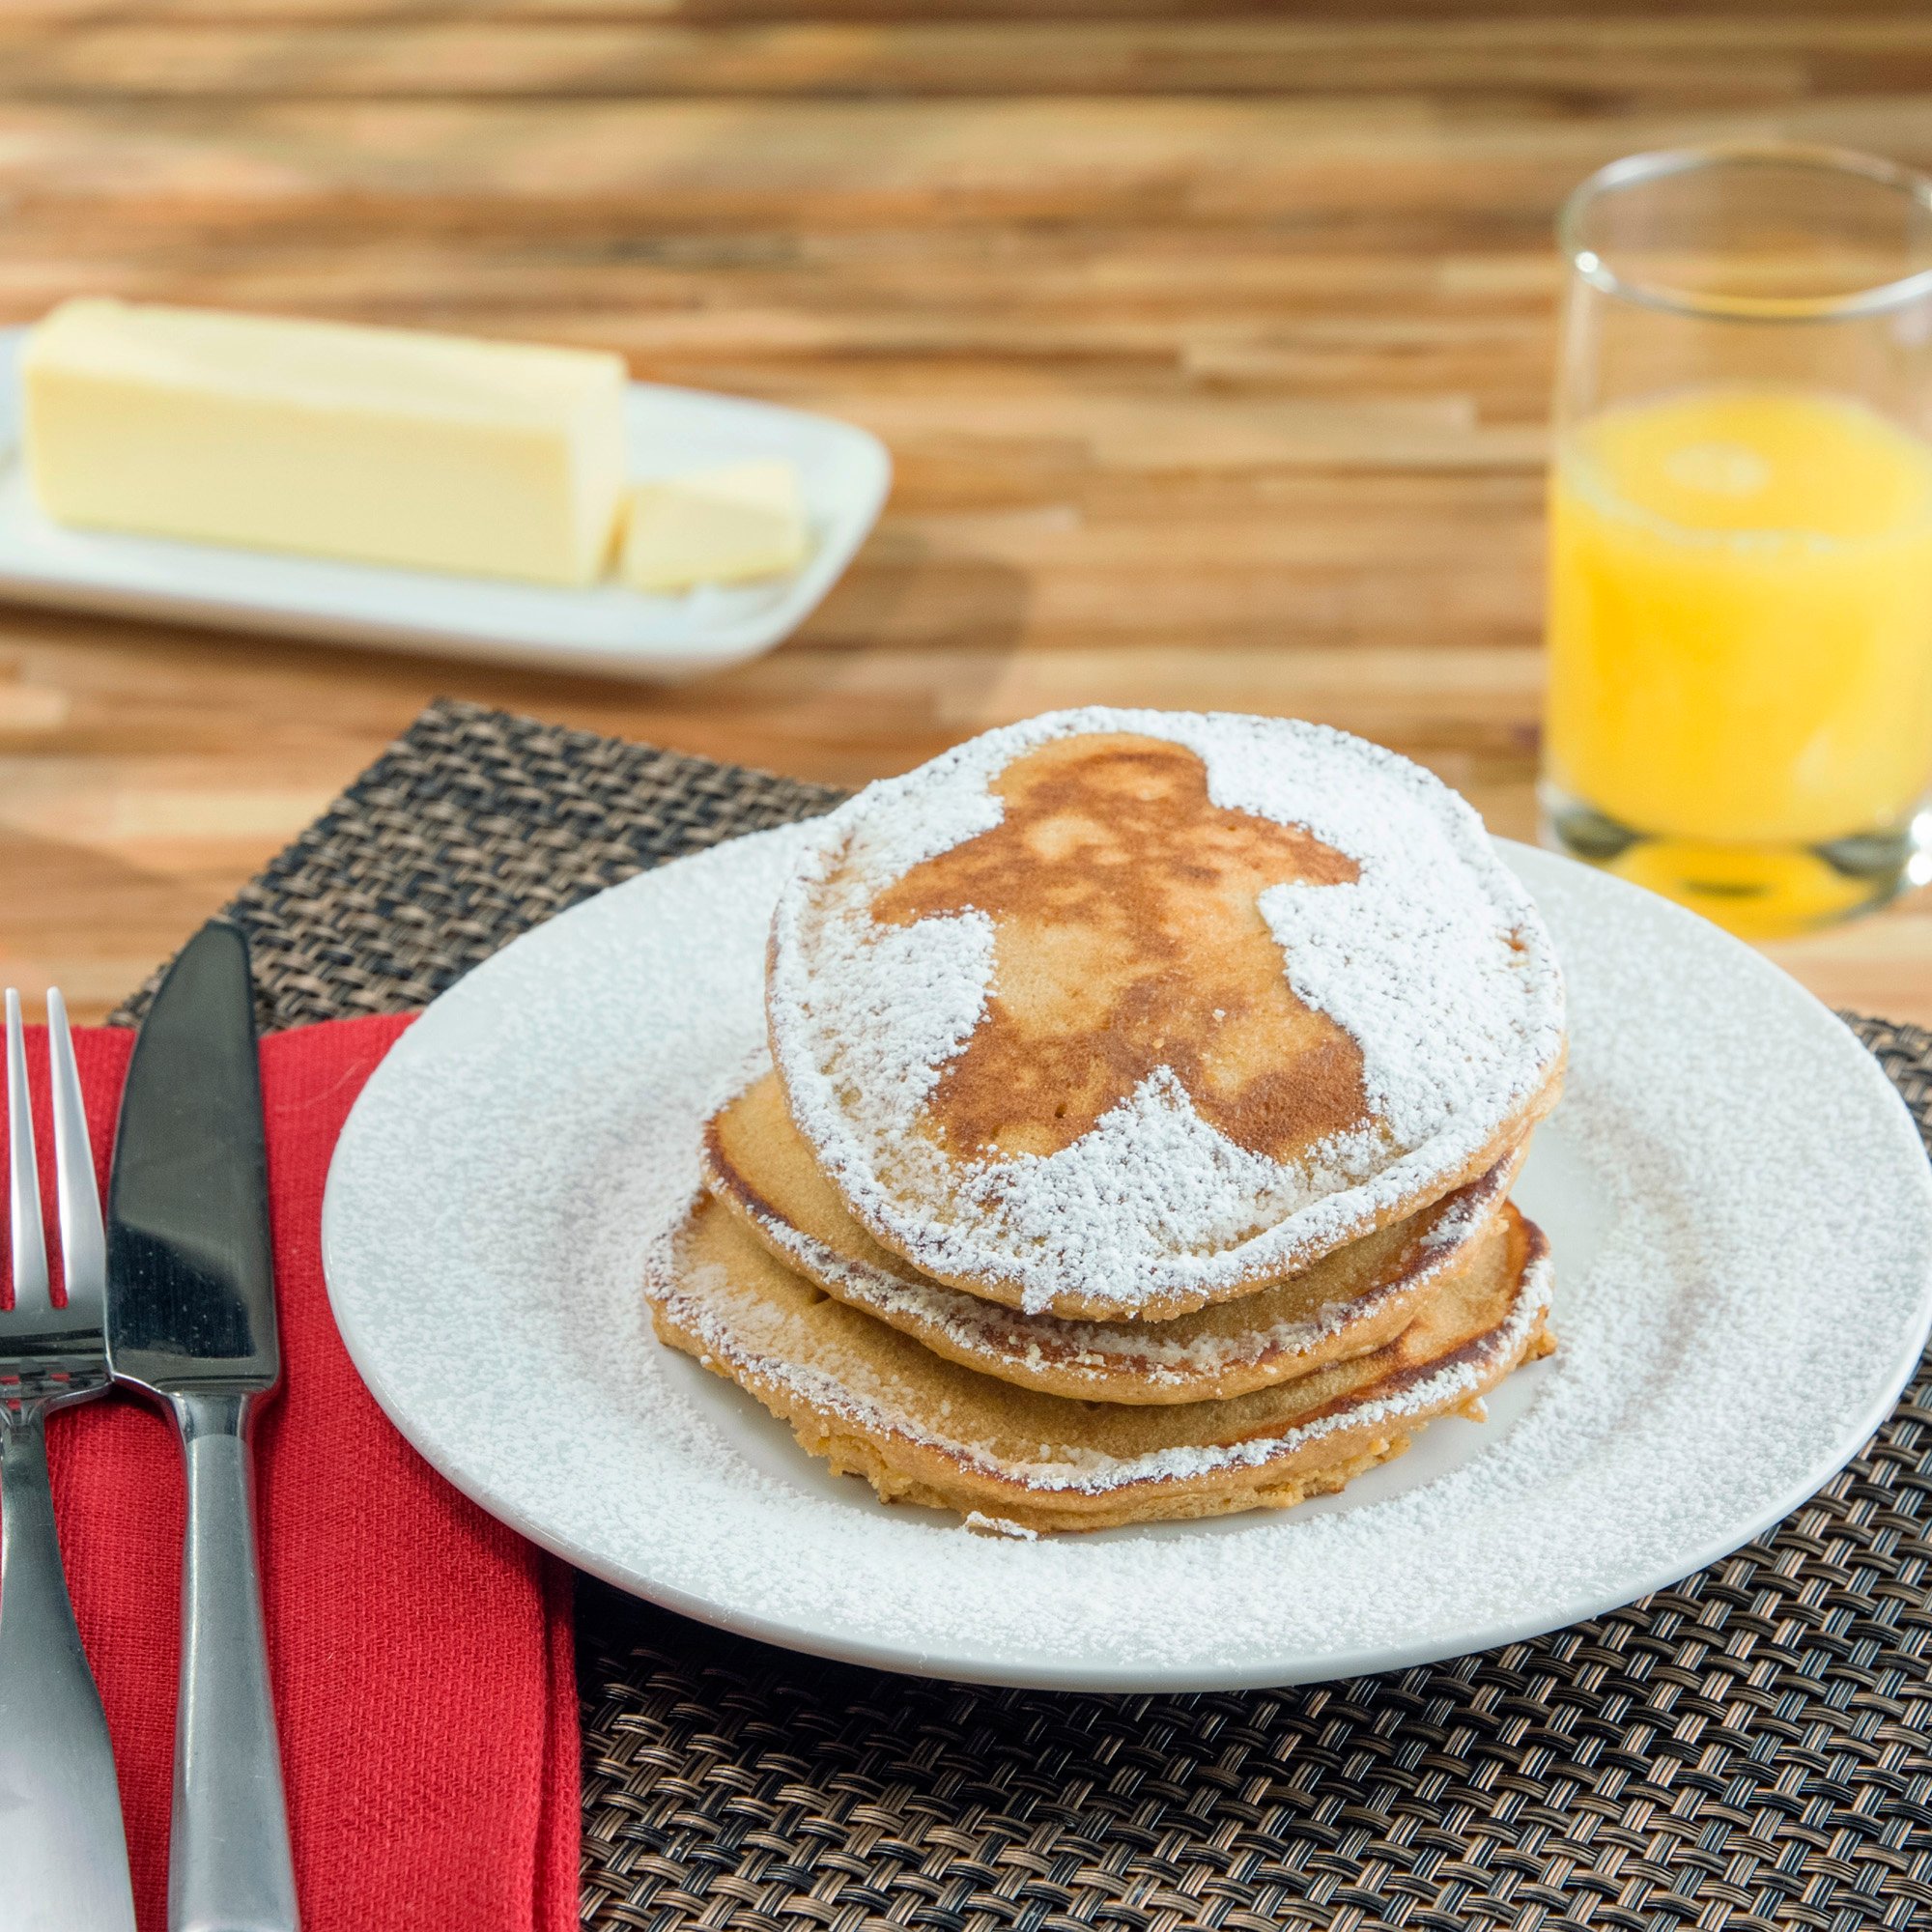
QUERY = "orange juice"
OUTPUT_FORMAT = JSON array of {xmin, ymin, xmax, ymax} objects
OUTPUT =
[{"xmin": 1546, "ymin": 386, "xmax": 1932, "ymax": 923}]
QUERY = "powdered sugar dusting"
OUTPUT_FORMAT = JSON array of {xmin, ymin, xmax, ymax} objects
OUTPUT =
[
  {"xmin": 768, "ymin": 709, "xmax": 1565, "ymax": 1312},
  {"xmin": 787, "ymin": 907, "xmax": 995, "ymax": 1147},
  {"xmin": 964, "ymin": 1513, "xmax": 1037, "ymax": 1541}
]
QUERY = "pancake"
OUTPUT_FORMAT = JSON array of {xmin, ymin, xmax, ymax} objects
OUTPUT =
[
  {"xmin": 644, "ymin": 1193, "xmax": 1553, "ymax": 1534},
  {"xmin": 767, "ymin": 708, "xmax": 1566, "ymax": 1321},
  {"xmin": 704, "ymin": 1066, "xmax": 1528, "ymax": 1405}
]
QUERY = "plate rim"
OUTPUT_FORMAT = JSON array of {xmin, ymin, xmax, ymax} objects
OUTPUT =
[{"xmin": 321, "ymin": 830, "xmax": 1932, "ymax": 1690}]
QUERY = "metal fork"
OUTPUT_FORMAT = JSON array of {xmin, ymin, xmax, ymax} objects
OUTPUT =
[{"xmin": 0, "ymin": 988, "xmax": 137, "ymax": 1931}]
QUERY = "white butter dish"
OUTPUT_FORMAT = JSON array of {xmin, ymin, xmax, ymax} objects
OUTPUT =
[{"xmin": 0, "ymin": 327, "xmax": 890, "ymax": 681}]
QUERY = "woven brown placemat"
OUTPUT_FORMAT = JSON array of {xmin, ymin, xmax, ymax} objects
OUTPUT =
[{"xmin": 119, "ymin": 698, "xmax": 1932, "ymax": 1932}]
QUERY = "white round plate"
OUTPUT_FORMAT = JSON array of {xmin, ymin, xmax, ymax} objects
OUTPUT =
[{"xmin": 322, "ymin": 829, "xmax": 1932, "ymax": 1690}]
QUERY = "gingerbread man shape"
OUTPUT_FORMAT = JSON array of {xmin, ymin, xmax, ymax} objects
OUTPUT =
[{"xmin": 871, "ymin": 733, "xmax": 1367, "ymax": 1164}]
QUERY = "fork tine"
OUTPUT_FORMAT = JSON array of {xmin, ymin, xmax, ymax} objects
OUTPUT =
[
  {"xmin": 46, "ymin": 987, "xmax": 105, "ymax": 1315},
  {"xmin": 5, "ymin": 987, "xmax": 51, "ymax": 1314}
]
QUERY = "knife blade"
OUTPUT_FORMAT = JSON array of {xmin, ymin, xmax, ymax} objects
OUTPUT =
[
  {"xmin": 108, "ymin": 921, "xmax": 276, "ymax": 1394},
  {"xmin": 107, "ymin": 920, "xmax": 298, "ymax": 1932}
]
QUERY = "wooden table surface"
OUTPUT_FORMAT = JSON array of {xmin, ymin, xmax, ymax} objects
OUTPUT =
[{"xmin": 3, "ymin": 2, "xmax": 1931, "ymax": 1024}]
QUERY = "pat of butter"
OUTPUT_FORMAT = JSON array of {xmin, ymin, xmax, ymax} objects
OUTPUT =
[
  {"xmin": 21, "ymin": 298, "xmax": 628, "ymax": 586},
  {"xmin": 621, "ymin": 460, "xmax": 810, "ymax": 593}
]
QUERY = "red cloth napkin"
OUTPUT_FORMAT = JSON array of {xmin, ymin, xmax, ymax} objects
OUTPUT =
[{"xmin": 4, "ymin": 1015, "xmax": 578, "ymax": 1932}]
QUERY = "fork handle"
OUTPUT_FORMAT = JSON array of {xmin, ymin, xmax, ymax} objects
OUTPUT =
[
  {"xmin": 0, "ymin": 1410, "xmax": 137, "ymax": 1932},
  {"xmin": 170, "ymin": 1391, "xmax": 299, "ymax": 1932}
]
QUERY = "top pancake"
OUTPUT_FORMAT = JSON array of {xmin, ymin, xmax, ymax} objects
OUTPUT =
[{"xmin": 768, "ymin": 708, "xmax": 1565, "ymax": 1320}]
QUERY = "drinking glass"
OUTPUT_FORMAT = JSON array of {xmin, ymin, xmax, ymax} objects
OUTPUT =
[{"xmin": 1542, "ymin": 143, "xmax": 1932, "ymax": 936}]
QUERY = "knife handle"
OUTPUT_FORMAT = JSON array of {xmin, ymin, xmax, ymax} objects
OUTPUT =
[{"xmin": 170, "ymin": 1391, "xmax": 299, "ymax": 1932}]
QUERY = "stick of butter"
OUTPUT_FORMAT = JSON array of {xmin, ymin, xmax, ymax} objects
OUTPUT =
[
  {"xmin": 21, "ymin": 298, "xmax": 628, "ymax": 586},
  {"xmin": 621, "ymin": 459, "xmax": 810, "ymax": 593}
]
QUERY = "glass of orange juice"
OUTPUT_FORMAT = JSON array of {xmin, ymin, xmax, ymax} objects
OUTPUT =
[{"xmin": 1543, "ymin": 144, "xmax": 1932, "ymax": 936}]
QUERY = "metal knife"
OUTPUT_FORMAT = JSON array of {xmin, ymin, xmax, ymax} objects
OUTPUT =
[{"xmin": 106, "ymin": 921, "xmax": 298, "ymax": 1932}]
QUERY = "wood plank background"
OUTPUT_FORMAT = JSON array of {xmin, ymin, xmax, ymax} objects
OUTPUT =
[{"xmin": 2, "ymin": 1, "xmax": 1931, "ymax": 1021}]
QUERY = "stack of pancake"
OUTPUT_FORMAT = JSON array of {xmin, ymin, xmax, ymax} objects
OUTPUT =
[{"xmin": 645, "ymin": 709, "xmax": 1567, "ymax": 1534}]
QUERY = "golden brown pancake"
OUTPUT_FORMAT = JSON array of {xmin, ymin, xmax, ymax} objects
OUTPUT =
[
  {"xmin": 644, "ymin": 1194, "xmax": 1553, "ymax": 1535},
  {"xmin": 766, "ymin": 709, "xmax": 1567, "ymax": 1321},
  {"xmin": 704, "ymin": 1067, "xmax": 1527, "ymax": 1405}
]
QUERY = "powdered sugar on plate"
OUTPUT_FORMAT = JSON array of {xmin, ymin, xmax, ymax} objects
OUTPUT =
[
  {"xmin": 767, "ymin": 709, "xmax": 1566, "ymax": 1312},
  {"xmin": 322, "ymin": 820, "xmax": 1932, "ymax": 1691}
]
